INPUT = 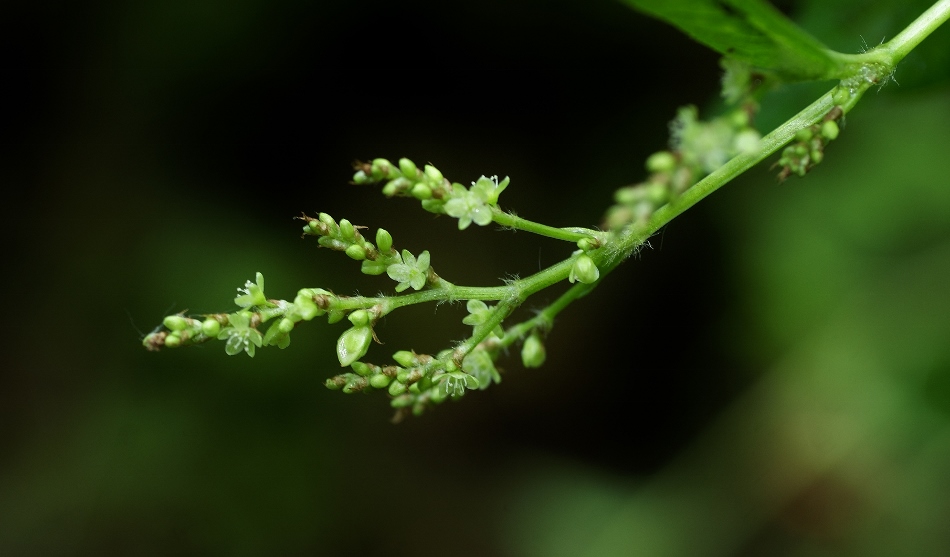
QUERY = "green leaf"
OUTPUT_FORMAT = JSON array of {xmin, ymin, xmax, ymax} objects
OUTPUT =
[{"xmin": 622, "ymin": 0, "xmax": 845, "ymax": 81}]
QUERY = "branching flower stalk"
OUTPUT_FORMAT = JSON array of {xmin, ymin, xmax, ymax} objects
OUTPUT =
[{"xmin": 143, "ymin": 0, "xmax": 950, "ymax": 420}]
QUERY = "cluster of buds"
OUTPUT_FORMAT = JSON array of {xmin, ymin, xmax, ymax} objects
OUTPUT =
[
  {"xmin": 354, "ymin": 157, "xmax": 510, "ymax": 230},
  {"xmin": 775, "ymin": 105, "xmax": 842, "ymax": 181},
  {"xmin": 325, "ymin": 347, "xmax": 499, "ymax": 420},
  {"xmin": 605, "ymin": 105, "xmax": 761, "ymax": 230}
]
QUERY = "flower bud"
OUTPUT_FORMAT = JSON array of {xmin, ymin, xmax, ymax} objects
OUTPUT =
[
  {"xmin": 521, "ymin": 334, "xmax": 546, "ymax": 368},
  {"xmin": 351, "ymin": 362, "xmax": 373, "ymax": 377},
  {"xmin": 360, "ymin": 260, "xmax": 388, "ymax": 276},
  {"xmin": 569, "ymin": 254, "xmax": 600, "ymax": 284},
  {"xmin": 163, "ymin": 315, "xmax": 189, "ymax": 331},
  {"xmin": 392, "ymin": 350, "xmax": 417, "ymax": 368},
  {"xmin": 348, "ymin": 310, "xmax": 370, "ymax": 327},
  {"xmin": 369, "ymin": 374, "xmax": 392, "ymax": 388},
  {"xmin": 411, "ymin": 183, "xmax": 433, "ymax": 200},
  {"xmin": 164, "ymin": 333, "xmax": 182, "ymax": 348},
  {"xmin": 388, "ymin": 381, "xmax": 407, "ymax": 396},
  {"xmin": 345, "ymin": 244, "xmax": 367, "ymax": 260},
  {"xmin": 318, "ymin": 212, "xmax": 336, "ymax": 228},
  {"xmin": 293, "ymin": 290, "xmax": 323, "ymax": 321},
  {"xmin": 424, "ymin": 164, "xmax": 443, "ymax": 184},
  {"xmin": 336, "ymin": 326, "xmax": 372, "ymax": 367},
  {"xmin": 420, "ymin": 199, "xmax": 445, "ymax": 214},
  {"xmin": 201, "ymin": 318, "xmax": 221, "ymax": 337},
  {"xmin": 375, "ymin": 229, "xmax": 393, "ymax": 254},
  {"xmin": 343, "ymin": 377, "xmax": 368, "ymax": 394},
  {"xmin": 577, "ymin": 237, "xmax": 596, "ymax": 251},
  {"xmin": 352, "ymin": 170, "xmax": 370, "ymax": 184},
  {"xmin": 645, "ymin": 150, "xmax": 676, "ymax": 173},
  {"xmin": 821, "ymin": 120, "xmax": 840, "ymax": 141},
  {"xmin": 338, "ymin": 219, "xmax": 355, "ymax": 241},
  {"xmin": 278, "ymin": 318, "xmax": 294, "ymax": 334},
  {"xmin": 398, "ymin": 157, "xmax": 418, "ymax": 178},
  {"xmin": 371, "ymin": 158, "xmax": 393, "ymax": 180}
]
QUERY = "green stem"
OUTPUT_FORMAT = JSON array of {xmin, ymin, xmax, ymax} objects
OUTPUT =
[
  {"xmin": 491, "ymin": 207, "xmax": 603, "ymax": 243},
  {"xmin": 884, "ymin": 0, "xmax": 950, "ymax": 62}
]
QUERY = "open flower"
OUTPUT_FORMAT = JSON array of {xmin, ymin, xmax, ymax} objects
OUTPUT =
[
  {"xmin": 217, "ymin": 312, "xmax": 264, "ymax": 357},
  {"xmin": 438, "ymin": 371, "xmax": 479, "ymax": 398},
  {"xmin": 234, "ymin": 272, "xmax": 267, "ymax": 308},
  {"xmin": 443, "ymin": 176, "xmax": 509, "ymax": 230},
  {"xmin": 386, "ymin": 249, "xmax": 430, "ymax": 292}
]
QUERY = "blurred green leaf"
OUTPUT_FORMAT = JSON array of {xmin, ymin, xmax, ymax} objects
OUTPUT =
[{"xmin": 621, "ymin": 0, "xmax": 843, "ymax": 80}]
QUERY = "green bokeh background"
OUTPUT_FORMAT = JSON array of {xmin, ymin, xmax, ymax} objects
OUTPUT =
[{"xmin": 3, "ymin": 1, "xmax": 949, "ymax": 555}]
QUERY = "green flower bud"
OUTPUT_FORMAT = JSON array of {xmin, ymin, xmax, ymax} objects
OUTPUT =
[
  {"xmin": 390, "ymin": 393, "xmax": 412, "ymax": 407},
  {"xmin": 343, "ymin": 377, "xmax": 368, "ymax": 394},
  {"xmin": 351, "ymin": 361, "xmax": 373, "ymax": 377},
  {"xmin": 398, "ymin": 157, "xmax": 418, "ymax": 178},
  {"xmin": 411, "ymin": 183, "xmax": 433, "ymax": 200},
  {"xmin": 201, "ymin": 318, "xmax": 221, "ymax": 337},
  {"xmin": 319, "ymin": 212, "xmax": 336, "ymax": 228},
  {"xmin": 569, "ymin": 254, "xmax": 600, "ymax": 284},
  {"xmin": 646, "ymin": 181, "xmax": 669, "ymax": 205},
  {"xmin": 163, "ymin": 315, "xmax": 188, "ymax": 331},
  {"xmin": 336, "ymin": 326, "xmax": 372, "ymax": 367},
  {"xmin": 352, "ymin": 169, "xmax": 370, "ymax": 184},
  {"xmin": 420, "ymin": 199, "xmax": 445, "ymax": 214},
  {"xmin": 345, "ymin": 244, "xmax": 367, "ymax": 260},
  {"xmin": 645, "ymin": 151, "xmax": 677, "ymax": 173},
  {"xmin": 521, "ymin": 334, "xmax": 546, "ymax": 368},
  {"xmin": 577, "ymin": 237, "xmax": 596, "ymax": 251},
  {"xmin": 821, "ymin": 120, "xmax": 840, "ymax": 141},
  {"xmin": 729, "ymin": 109, "xmax": 750, "ymax": 128},
  {"xmin": 393, "ymin": 350, "xmax": 416, "ymax": 368},
  {"xmin": 376, "ymin": 228, "xmax": 393, "ymax": 254},
  {"xmin": 306, "ymin": 220, "xmax": 320, "ymax": 234},
  {"xmin": 424, "ymin": 164, "xmax": 443, "ymax": 184},
  {"xmin": 293, "ymin": 290, "xmax": 323, "ymax": 321},
  {"xmin": 810, "ymin": 149, "xmax": 824, "ymax": 164},
  {"xmin": 396, "ymin": 370, "xmax": 410, "ymax": 383},
  {"xmin": 388, "ymin": 380, "xmax": 407, "ymax": 396},
  {"xmin": 614, "ymin": 186, "xmax": 642, "ymax": 205},
  {"xmin": 382, "ymin": 177, "xmax": 411, "ymax": 197},
  {"xmin": 371, "ymin": 158, "xmax": 393, "ymax": 179},
  {"xmin": 325, "ymin": 376, "xmax": 346, "ymax": 390},
  {"xmin": 360, "ymin": 260, "xmax": 388, "ymax": 276},
  {"xmin": 278, "ymin": 318, "xmax": 294, "ymax": 334},
  {"xmin": 348, "ymin": 310, "xmax": 370, "ymax": 327},
  {"xmin": 326, "ymin": 310, "xmax": 345, "ymax": 324},
  {"xmin": 369, "ymin": 374, "xmax": 392, "ymax": 389},
  {"xmin": 339, "ymin": 219, "xmax": 355, "ymax": 241},
  {"xmin": 318, "ymin": 236, "xmax": 347, "ymax": 250}
]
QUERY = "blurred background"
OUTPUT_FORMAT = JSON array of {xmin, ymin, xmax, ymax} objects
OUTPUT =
[{"xmin": 3, "ymin": 0, "xmax": 950, "ymax": 555}]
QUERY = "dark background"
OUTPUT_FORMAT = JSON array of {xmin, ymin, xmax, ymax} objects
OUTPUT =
[{"xmin": 3, "ymin": 1, "xmax": 950, "ymax": 555}]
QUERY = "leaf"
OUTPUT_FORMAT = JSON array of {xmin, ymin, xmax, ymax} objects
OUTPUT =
[{"xmin": 622, "ymin": 0, "xmax": 845, "ymax": 81}]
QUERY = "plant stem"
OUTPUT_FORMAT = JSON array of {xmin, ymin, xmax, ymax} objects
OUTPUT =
[
  {"xmin": 884, "ymin": 0, "xmax": 950, "ymax": 62},
  {"xmin": 491, "ymin": 207, "xmax": 602, "ymax": 243}
]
